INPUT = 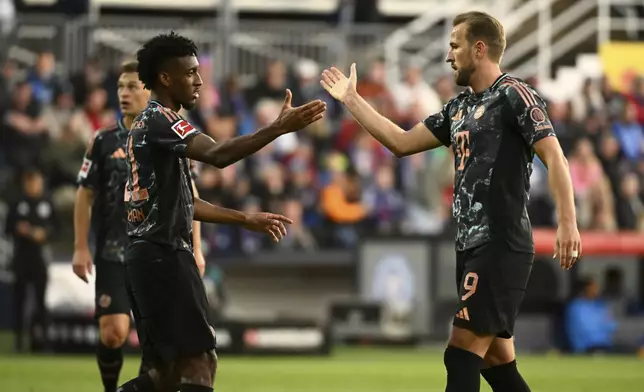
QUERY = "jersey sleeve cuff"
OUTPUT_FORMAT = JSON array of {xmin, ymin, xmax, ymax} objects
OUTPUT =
[{"xmin": 423, "ymin": 118, "xmax": 450, "ymax": 146}]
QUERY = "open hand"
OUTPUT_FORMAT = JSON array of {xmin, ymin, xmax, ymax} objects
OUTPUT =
[
  {"xmin": 321, "ymin": 63, "xmax": 358, "ymax": 103},
  {"xmin": 553, "ymin": 222, "xmax": 582, "ymax": 270},
  {"xmin": 243, "ymin": 212, "xmax": 294, "ymax": 242},
  {"xmin": 273, "ymin": 89, "xmax": 326, "ymax": 133},
  {"xmin": 72, "ymin": 248, "xmax": 93, "ymax": 283}
]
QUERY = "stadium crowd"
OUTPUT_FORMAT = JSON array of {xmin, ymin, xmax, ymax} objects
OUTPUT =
[{"xmin": 1, "ymin": 51, "xmax": 644, "ymax": 256}]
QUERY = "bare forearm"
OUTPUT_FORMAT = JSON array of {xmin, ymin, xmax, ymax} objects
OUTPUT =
[
  {"xmin": 73, "ymin": 188, "xmax": 94, "ymax": 250},
  {"xmin": 205, "ymin": 126, "xmax": 283, "ymax": 168},
  {"xmin": 194, "ymin": 197, "xmax": 248, "ymax": 225},
  {"xmin": 547, "ymin": 157, "xmax": 576, "ymax": 225},
  {"xmin": 191, "ymin": 182, "xmax": 202, "ymax": 250},
  {"xmin": 343, "ymin": 91, "xmax": 407, "ymax": 156}
]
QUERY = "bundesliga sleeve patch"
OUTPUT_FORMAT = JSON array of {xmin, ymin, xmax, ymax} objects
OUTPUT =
[
  {"xmin": 171, "ymin": 120, "xmax": 197, "ymax": 139},
  {"xmin": 78, "ymin": 158, "xmax": 92, "ymax": 179}
]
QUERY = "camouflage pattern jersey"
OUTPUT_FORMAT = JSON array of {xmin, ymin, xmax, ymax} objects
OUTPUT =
[
  {"xmin": 77, "ymin": 119, "xmax": 130, "ymax": 263},
  {"xmin": 124, "ymin": 100, "xmax": 201, "ymax": 253},
  {"xmin": 423, "ymin": 74, "xmax": 556, "ymax": 253}
]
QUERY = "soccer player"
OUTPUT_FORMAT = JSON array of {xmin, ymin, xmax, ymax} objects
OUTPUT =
[
  {"xmin": 72, "ymin": 61, "xmax": 207, "ymax": 392},
  {"xmin": 116, "ymin": 32, "xmax": 325, "ymax": 392},
  {"xmin": 321, "ymin": 11, "xmax": 581, "ymax": 392}
]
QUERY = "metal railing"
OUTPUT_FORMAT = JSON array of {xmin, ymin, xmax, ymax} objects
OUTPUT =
[
  {"xmin": 10, "ymin": 0, "xmax": 643, "ymax": 85},
  {"xmin": 383, "ymin": 0, "xmax": 644, "ymax": 85}
]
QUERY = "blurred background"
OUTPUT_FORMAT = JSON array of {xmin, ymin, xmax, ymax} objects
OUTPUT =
[{"xmin": 2, "ymin": 0, "xmax": 644, "ymax": 391}]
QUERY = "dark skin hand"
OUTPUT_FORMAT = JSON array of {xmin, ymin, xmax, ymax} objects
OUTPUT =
[
  {"xmin": 193, "ymin": 198, "xmax": 293, "ymax": 242},
  {"xmin": 184, "ymin": 89, "xmax": 326, "ymax": 169},
  {"xmin": 243, "ymin": 212, "xmax": 293, "ymax": 242}
]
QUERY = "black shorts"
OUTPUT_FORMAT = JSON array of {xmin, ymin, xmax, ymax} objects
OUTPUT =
[
  {"xmin": 94, "ymin": 260, "xmax": 131, "ymax": 319},
  {"xmin": 125, "ymin": 240, "xmax": 216, "ymax": 366},
  {"xmin": 454, "ymin": 241, "xmax": 533, "ymax": 338}
]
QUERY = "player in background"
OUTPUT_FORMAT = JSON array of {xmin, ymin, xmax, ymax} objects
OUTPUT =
[
  {"xmin": 116, "ymin": 32, "xmax": 325, "ymax": 392},
  {"xmin": 72, "ymin": 61, "xmax": 207, "ymax": 392},
  {"xmin": 321, "ymin": 11, "xmax": 580, "ymax": 392}
]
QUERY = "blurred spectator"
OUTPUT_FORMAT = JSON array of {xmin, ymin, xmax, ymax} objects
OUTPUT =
[
  {"xmin": 69, "ymin": 56, "xmax": 118, "ymax": 109},
  {"xmin": 600, "ymin": 75, "xmax": 626, "ymax": 121},
  {"xmin": 625, "ymin": 76, "xmax": 644, "ymax": 125},
  {"xmin": 390, "ymin": 64, "xmax": 442, "ymax": 125},
  {"xmin": 5, "ymin": 169, "xmax": 55, "ymax": 352},
  {"xmin": 42, "ymin": 121, "xmax": 86, "ymax": 218},
  {"xmin": 2, "ymin": 81, "xmax": 48, "ymax": 170},
  {"xmin": 245, "ymin": 60, "xmax": 289, "ymax": 110},
  {"xmin": 434, "ymin": 75, "xmax": 456, "ymax": 104},
  {"xmin": 566, "ymin": 277, "xmax": 617, "ymax": 354},
  {"xmin": 68, "ymin": 87, "xmax": 115, "ymax": 144},
  {"xmin": 568, "ymin": 138, "xmax": 615, "ymax": 230},
  {"xmin": 255, "ymin": 163, "xmax": 287, "ymax": 213},
  {"xmin": 321, "ymin": 165, "xmax": 366, "ymax": 248},
  {"xmin": 3, "ymin": 49, "xmax": 644, "ymax": 256},
  {"xmin": 548, "ymin": 101, "xmax": 585, "ymax": 156},
  {"xmin": 612, "ymin": 102, "xmax": 644, "ymax": 162},
  {"xmin": 615, "ymin": 172, "xmax": 644, "ymax": 230},
  {"xmin": 597, "ymin": 133, "xmax": 626, "ymax": 198},
  {"xmin": 40, "ymin": 86, "xmax": 75, "ymax": 140},
  {"xmin": 26, "ymin": 51, "xmax": 65, "ymax": 107},
  {"xmin": 276, "ymin": 196, "xmax": 317, "ymax": 251},
  {"xmin": 571, "ymin": 78, "xmax": 605, "ymax": 123},
  {"xmin": 239, "ymin": 197, "xmax": 266, "ymax": 254},
  {"xmin": 0, "ymin": 59, "xmax": 19, "ymax": 108},
  {"xmin": 357, "ymin": 59, "xmax": 399, "ymax": 122},
  {"xmin": 349, "ymin": 129, "xmax": 389, "ymax": 181},
  {"xmin": 363, "ymin": 164, "xmax": 405, "ymax": 234}
]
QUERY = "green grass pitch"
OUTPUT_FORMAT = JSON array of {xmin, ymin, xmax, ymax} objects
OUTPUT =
[{"xmin": 1, "ymin": 347, "xmax": 643, "ymax": 392}]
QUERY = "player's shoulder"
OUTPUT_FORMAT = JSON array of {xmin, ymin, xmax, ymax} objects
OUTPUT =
[
  {"xmin": 85, "ymin": 124, "xmax": 117, "ymax": 154},
  {"xmin": 144, "ymin": 101, "xmax": 184, "ymax": 126},
  {"xmin": 497, "ymin": 74, "xmax": 542, "ymax": 102}
]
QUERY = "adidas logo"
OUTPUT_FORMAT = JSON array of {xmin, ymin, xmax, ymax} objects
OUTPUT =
[{"xmin": 456, "ymin": 307, "xmax": 470, "ymax": 321}]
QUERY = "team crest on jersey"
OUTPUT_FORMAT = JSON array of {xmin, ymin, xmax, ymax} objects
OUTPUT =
[
  {"xmin": 530, "ymin": 107, "xmax": 546, "ymax": 123},
  {"xmin": 474, "ymin": 105, "xmax": 486, "ymax": 119},
  {"xmin": 171, "ymin": 120, "xmax": 197, "ymax": 139},
  {"xmin": 98, "ymin": 294, "xmax": 112, "ymax": 308},
  {"xmin": 530, "ymin": 107, "xmax": 552, "ymax": 131}
]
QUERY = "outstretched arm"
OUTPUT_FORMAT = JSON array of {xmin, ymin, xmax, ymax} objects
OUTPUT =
[
  {"xmin": 193, "ymin": 197, "xmax": 293, "ymax": 243},
  {"xmin": 185, "ymin": 90, "xmax": 325, "ymax": 168},
  {"xmin": 321, "ymin": 64, "xmax": 448, "ymax": 157}
]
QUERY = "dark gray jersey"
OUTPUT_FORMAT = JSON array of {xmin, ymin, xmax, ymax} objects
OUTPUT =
[
  {"xmin": 124, "ymin": 101, "xmax": 200, "ymax": 252},
  {"xmin": 424, "ymin": 74, "xmax": 556, "ymax": 252}
]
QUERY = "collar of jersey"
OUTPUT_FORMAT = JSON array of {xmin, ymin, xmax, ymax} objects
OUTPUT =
[
  {"xmin": 117, "ymin": 117, "xmax": 128, "ymax": 133},
  {"xmin": 149, "ymin": 100, "xmax": 166, "ymax": 109},
  {"xmin": 469, "ymin": 73, "xmax": 508, "ymax": 97}
]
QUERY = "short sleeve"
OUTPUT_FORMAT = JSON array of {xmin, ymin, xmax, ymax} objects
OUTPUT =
[
  {"xmin": 422, "ymin": 101, "xmax": 452, "ymax": 147},
  {"xmin": 148, "ymin": 111, "xmax": 201, "ymax": 156},
  {"xmin": 504, "ymin": 81, "xmax": 556, "ymax": 147},
  {"xmin": 77, "ymin": 132, "xmax": 102, "ymax": 190}
]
